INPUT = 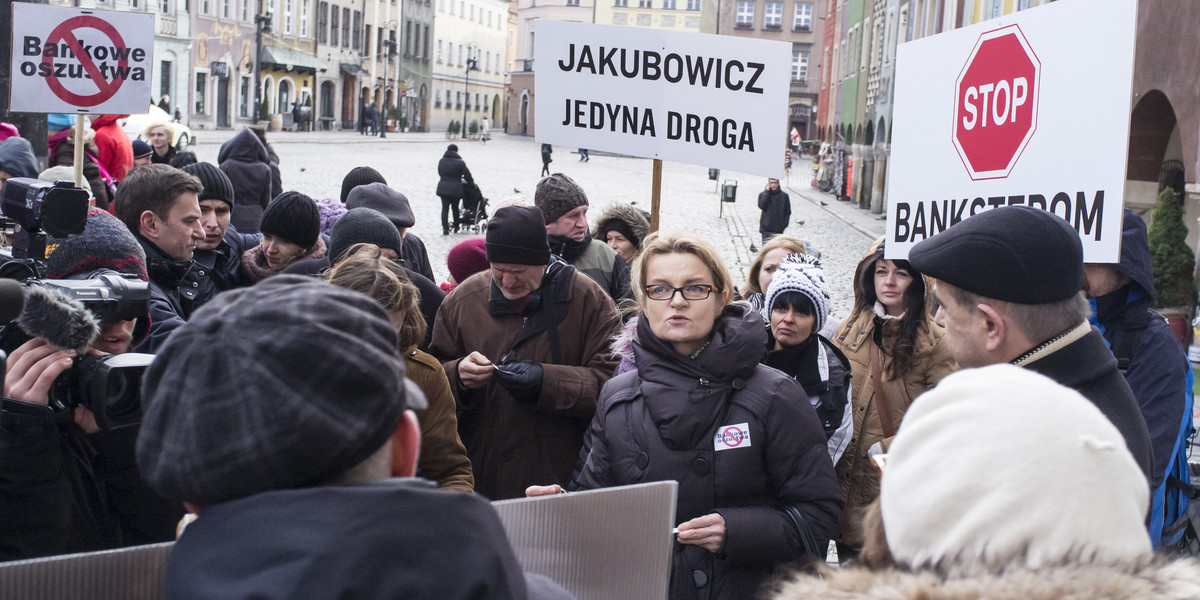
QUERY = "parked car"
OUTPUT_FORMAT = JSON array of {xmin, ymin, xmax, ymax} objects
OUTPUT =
[{"xmin": 122, "ymin": 105, "xmax": 194, "ymax": 150}]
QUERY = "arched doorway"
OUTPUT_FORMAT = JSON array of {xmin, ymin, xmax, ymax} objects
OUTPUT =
[
  {"xmin": 492, "ymin": 94, "xmax": 500, "ymax": 122},
  {"xmin": 320, "ymin": 81, "xmax": 335, "ymax": 129},
  {"xmin": 519, "ymin": 89, "xmax": 530, "ymax": 135},
  {"xmin": 277, "ymin": 78, "xmax": 292, "ymax": 113},
  {"xmin": 262, "ymin": 75, "xmax": 275, "ymax": 113}
]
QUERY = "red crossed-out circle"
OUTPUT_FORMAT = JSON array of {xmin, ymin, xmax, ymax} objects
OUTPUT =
[
  {"xmin": 718, "ymin": 426, "xmax": 746, "ymax": 447},
  {"xmin": 42, "ymin": 16, "xmax": 130, "ymax": 107}
]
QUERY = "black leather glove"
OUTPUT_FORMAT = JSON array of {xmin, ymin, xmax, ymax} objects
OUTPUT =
[{"xmin": 493, "ymin": 361, "xmax": 543, "ymax": 405}]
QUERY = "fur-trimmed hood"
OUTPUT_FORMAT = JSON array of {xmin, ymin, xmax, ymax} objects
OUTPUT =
[
  {"xmin": 771, "ymin": 559, "xmax": 1200, "ymax": 600},
  {"xmin": 591, "ymin": 203, "xmax": 651, "ymax": 249}
]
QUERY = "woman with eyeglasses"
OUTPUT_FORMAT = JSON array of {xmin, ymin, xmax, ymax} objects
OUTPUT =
[
  {"xmin": 528, "ymin": 232, "xmax": 842, "ymax": 600},
  {"xmin": 829, "ymin": 237, "xmax": 955, "ymax": 562}
]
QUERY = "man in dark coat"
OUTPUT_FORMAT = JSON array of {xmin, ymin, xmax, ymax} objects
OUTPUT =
[
  {"xmin": 436, "ymin": 144, "xmax": 473, "ymax": 235},
  {"xmin": 757, "ymin": 177, "xmax": 791, "ymax": 244},
  {"xmin": 430, "ymin": 206, "xmax": 621, "ymax": 500},
  {"xmin": 910, "ymin": 206, "xmax": 1154, "ymax": 485},
  {"xmin": 112, "ymin": 164, "xmax": 206, "ymax": 354},
  {"xmin": 135, "ymin": 277, "xmax": 571, "ymax": 599},
  {"xmin": 217, "ymin": 128, "xmax": 273, "ymax": 233},
  {"xmin": 0, "ymin": 209, "xmax": 177, "ymax": 561},
  {"xmin": 340, "ymin": 167, "xmax": 436, "ymax": 281},
  {"xmin": 181, "ymin": 162, "xmax": 261, "ymax": 308},
  {"xmin": 1084, "ymin": 209, "xmax": 1190, "ymax": 543}
]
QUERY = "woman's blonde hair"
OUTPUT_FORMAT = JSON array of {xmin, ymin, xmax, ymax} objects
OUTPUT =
[
  {"xmin": 142, "ymin": 122, "xmax": 175, "ymax": 145},
  {"xmin": 741, "ymin": 235, "xmax": 807, "ymax": 299},
  {"xmin": 325, "ymin": 243, "xmax": 425, "ymax": 352},
  {"xmin": 633, "ymin": 231, "xmax": 734, "ymax": 309}
]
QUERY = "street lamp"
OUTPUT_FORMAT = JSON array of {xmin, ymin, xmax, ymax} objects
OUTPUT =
[
  {"xmin": 462, "ymin": 42, "xmax": 479, "ymax": 139},
  {"xmin": 254, "ymin": 13, "xmax": 272, "ymax": 123}
]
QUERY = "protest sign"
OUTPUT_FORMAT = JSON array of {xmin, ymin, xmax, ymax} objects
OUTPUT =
[
  {"xmin": 9, "ymin": 4, "xmax": 154, "ymax": 115},
  {"xmin": 885, "ymin": 0, "xmax": 1136, "ymax": 262},
  {"xmin": 494, "ymin": 481, "xmax": 677, "ymax": 599},
  {"xmin": 535, "ymin": 21, "xmax": 791, "ymax": 179}
]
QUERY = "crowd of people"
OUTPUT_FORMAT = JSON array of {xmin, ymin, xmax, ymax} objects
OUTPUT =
[{"xmin": 0, "ymin": 120, "xmax": 1198, "ymax": 599}]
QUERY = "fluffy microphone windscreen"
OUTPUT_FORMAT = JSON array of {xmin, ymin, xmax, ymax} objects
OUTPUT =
[
  {"xmin": 17, "ymin": 285, "xmax": 99, "ymax": 354},
  {"xmin": 0, "ymin": 280, "xmax": 26, "ymax": 324}
]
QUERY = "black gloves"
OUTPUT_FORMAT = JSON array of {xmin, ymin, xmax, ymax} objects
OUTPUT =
[{"xmin": 493, "ymin": 361, "xmax": 543, "ymax": 405}]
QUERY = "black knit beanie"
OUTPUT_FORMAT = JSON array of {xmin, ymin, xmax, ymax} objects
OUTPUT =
[
  {"xmin": 329, "ymin": 207, "xmax": 403, "ymax": 265},
  {"xmin": 486, "ymin": 206, "xmax": 551, "ymax": 265},
  {"xmin": 535, "ymin": 173, "xmax": 589, "ymax": 224},
  {"xmin": 260, "ymin": 192, "xmax": 320, "ymax": 250},
  {"xmin": 340, "ymin": 166, "xmax": 387, "ymax": 203},
  {"xmin": 182, "ymin": 162, "xmax": 235, "ymax": 210}
]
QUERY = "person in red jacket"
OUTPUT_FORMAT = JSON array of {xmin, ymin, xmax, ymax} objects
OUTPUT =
[{"xmin": 90, "ymin": 114, "xmax": 133, "ymax": 182}]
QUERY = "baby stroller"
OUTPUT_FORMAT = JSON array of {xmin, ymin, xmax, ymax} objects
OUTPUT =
[{"xmin": 458, "ymin": 181, "xmax": 489, "ymax": 233}]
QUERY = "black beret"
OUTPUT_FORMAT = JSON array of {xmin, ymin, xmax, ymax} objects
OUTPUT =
[{"xmin": 908, "ymin": 206, "xmax": 1083, "ymax": 304}]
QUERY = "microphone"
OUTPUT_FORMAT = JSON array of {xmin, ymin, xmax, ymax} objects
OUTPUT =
[
  {"xmin": 0, "ymin": 280, "xmax": 25, "ymax": 324},
  {"xmin": 16, "ymin": 284, "xmax": 99, "ymax": 354}
]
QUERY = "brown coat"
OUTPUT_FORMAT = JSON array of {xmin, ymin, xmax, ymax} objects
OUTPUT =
[
  {"xmin": 404, "ymin": 349, "xmax": 474, "ymax": 492},
  {"xmin": 430, "ymin": 265, "xmax": 621, "ymax": 500},
  {"xmin": 831, "ymin": 249, "xmax": 956, "ymax": 547}
]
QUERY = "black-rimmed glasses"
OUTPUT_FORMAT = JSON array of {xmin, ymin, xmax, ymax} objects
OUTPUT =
[{"xmin": 643, "ymin": 284, "xmax": 718, "ymax": 301}]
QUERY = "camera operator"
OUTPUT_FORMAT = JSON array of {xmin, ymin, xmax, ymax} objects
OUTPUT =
[
  {"xmin": 0, "ymin": 209, "xmax": 180, "ymax": 561},
  {"xmin": 112, "ymin": 164, "xmax": 205, "ymax": 354}
]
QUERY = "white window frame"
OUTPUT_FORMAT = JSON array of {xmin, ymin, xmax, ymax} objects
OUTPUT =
[
  {"xmin": 736, "ymin": 1, "xmax": 754, "ymax": 24},
  {"xmin": 300, "ymin": 0, "xmax": 310, "ymax": 37},
  {"xmin": 791, "ymin": 48, "xmax": 808, "ymax": 81},
  {"xmin": 284, "ymin": 0, "xmax": 294, "ymax": 34},
  {"xmin": 793, "ymin": 2, "xmax": 812, "ymax": 29},
  {"xmin": 764, "ymin": 2, "xmax": 782, "ymax": 26}
]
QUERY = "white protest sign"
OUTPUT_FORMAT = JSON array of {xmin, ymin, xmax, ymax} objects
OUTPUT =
[
  {"xmin": 884, "ymin": 0, "xmax": 1136, "ymax": 263},
  {"xmin": 534, "ymin": 21, "xmax": 791, "ymax": 179},
  {"xmin": 8, "ymin": 4, "xmax": 154, "ymax": 115}
]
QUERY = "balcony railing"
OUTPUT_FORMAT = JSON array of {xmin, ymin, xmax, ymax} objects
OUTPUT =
[
  {"xmin": 734, "ymin": 22, "xmax": 753, "ymax": 29},
  {"xmin": 159, "ymin": 16, "xmax": 177, "ymax": 35},
  {"xmin": 763, "ymin": 23, "xmax": 782, "ymax": 31},
  {"xmin": 793, "ymin": 24, "xmax": 811, "ymax": 32}
]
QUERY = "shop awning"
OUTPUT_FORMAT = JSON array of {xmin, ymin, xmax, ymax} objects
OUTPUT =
[
  {"xmin": 339, "ymin": 62, "xmax": 368, "ymax": 77},
  {"xmin": 260, "ymin": 46, "xmax": 329, "ymax": 72}
]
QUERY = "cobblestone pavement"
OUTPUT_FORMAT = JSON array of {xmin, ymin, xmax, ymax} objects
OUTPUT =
[{"xmin": 192, "ymin": 130, "xmax": 883, "ymax": 324}]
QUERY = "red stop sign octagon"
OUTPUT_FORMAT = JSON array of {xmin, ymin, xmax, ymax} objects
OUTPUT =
[{"xmin": 952, "ymin": 25, "xmax": 1041, "ymax": 180}]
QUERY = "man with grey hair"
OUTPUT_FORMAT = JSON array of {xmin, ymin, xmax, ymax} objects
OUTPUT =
[
  {"xmin": 909, "ymin": 205, "xmax": 1153, "ymax": 485},
  {"xmin": 136, "ymin": 276, "xmax": 571, "ymax": 599}
]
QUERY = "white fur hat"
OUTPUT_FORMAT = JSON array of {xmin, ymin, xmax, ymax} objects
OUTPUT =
[
  {"xmin": 881, "ymin": 364, "xmax": 1151, "ymax": 575},
  {"xmin": 762, "ymin": 253, "xmax": 831, "ymax": 334}
]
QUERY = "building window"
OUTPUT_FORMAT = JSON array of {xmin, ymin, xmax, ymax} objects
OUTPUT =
[
  {"xmin": 239, "ymin": 75, "xmax": 251, "ymax": 117},
  {"xmin": 793, "ymin": 2, "xmax": 812, "ymax": 30},
  {"xmin": 330, "ymin": 8, "xmax": 338, "ymax": 45},
  {"xmin": 437, "ymin": 39, "xmax": 443, "ymax": 62},
  {"xmin": 637, "ymin": 13, "xmax": 651, "ymax": 24},
  {"xmin": 300, "ymin": 0, "xmax": 311, "ymax": 37},
  {"xmin": 412, "ymin": 22, "xmax": 421, "ymax": 57},
  {"xmin": 200, "ymin": 0, "xmax": 210, "ymax": 15},
  {"xmin": 661, "ymin": 14, "xmax": 674, "ymax": 25},
  {"xmin": 435, "ymin": 90, "xmax": 442, "ymax": 108},
  {"xmin": 377, "ymin": 28, "xmax": 383, "ymax": 57},
  {"xmin": 458, "ymin": 43, "xmax": 464, "ymax": 66},
  {"xmin": 283, "ymin": 0, "xmax": 293, "ymax": 34},
  {"xmin": 455, "ymin": 91, "xmax": 461, "ymax": 109},
  {"xmin": 684, "ymin": 15, "xmax": 699, "ymax": 27},
  {"xmin": 474, "ymin": 93, "xmax": 479, "ymax": 110},
  {"xmin": 424, "ymin": 26, "xmax": 430, "ymax": 58},
  {"xmin": 637, "ymin": 0, "xmax": 650, "ymax": 7},
  {"xmin": 220, "ymin": 0, "xmax": 230, "ymax": 18},
  {"xmin": 484, "ymin": 50, "xmax": 490, "ymax": 72},
  {"xmin": 792, "ymin": 48, "xmax": 808, "ymax": 81},
  {"xmin": 130, "ymin": 0, "xmax": 140, "ymax": 10},
  {"xmin": 566, "ymin": 0, "xmax": 579, "ymax": 5},
  {"xmin": 686, "ymin": 0, "xmax": 699, "ymax": 9},
  {"xmin": 613, "ymin": 12, "xmax": 627, "ymax": 23},
  {"xmin": 318, "ymin": 2, "xmax": 327, "ymax": 43},
  {"xmin": 353, "ymin": 11, "xmax": 362, "ymax": 50},
  {"xmin": 195, "ymin": 73, "xmax": 207, "ymax": 114},
  {"xmin": 764, "ymin": 2, "xmax": 782, "ymax": 27},
  {"xmin": 160, "ymin": 0, "xmax": 171, "ymax": 13},
  {"xmin": 240, "ymin": 0, "xmax": 249, "ymax": 20},
  {"xmin": 614, "ymin": 0, "xmax": 627, "ymax": 7},
  {"xmin": 662, "ymin": 0, "xmax": 675, "ymax": 8},
  {"xmin": 405, "ymin": 20, "xmax": 412, "ymax": 55},
  {"xmin": 735, "ymin": 1, "xmax": 754, "ymax": 26},
  {"xmin": 342, "ymin": 8, "xmax": 350, "ymax": 47}
]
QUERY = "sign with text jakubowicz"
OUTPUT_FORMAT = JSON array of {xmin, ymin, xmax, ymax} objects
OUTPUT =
[
  {"xmin": 8, "ymin": 4, "xmax": 153, "ymax": 114},
  {"xmin": 885, "ymin": 0, "xmax": 1136, "ymax": 263},
  {"xmin": 534, "ymin": 21, "xmax": 791, "ymax": 179}
]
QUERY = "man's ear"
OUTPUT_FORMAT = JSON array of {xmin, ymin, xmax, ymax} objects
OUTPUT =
[
  {"xmin": 976, "ymin": 302, "xmax": 1007, "ymax": 353},
  {"xmin": 138, "ymin": 210, "xmax": 160, "ymax": 240},
  {"xmin": 390, "ymin": 410, "xmax": 421, "ymax": 478}
]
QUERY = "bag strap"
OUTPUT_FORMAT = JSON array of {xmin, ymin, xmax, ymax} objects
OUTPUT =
[{"xmin": 870, "ymin": 343, "xmax": 897, "ymax": 439}]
